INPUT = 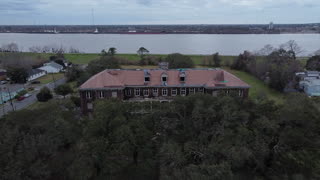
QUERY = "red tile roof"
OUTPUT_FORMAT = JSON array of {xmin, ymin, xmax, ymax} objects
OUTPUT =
[{"xmin": 80, "ymin": 69, "xmax": 250, "ymax": 90}]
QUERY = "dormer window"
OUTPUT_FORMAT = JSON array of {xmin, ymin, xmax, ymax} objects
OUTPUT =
[
  {"xmin": 161, "ymin": 73, "xmax": 168, "ymax": 83},
  {"xmin": 179, "ymin": 71, "xmax": 186, "ymax": 82},
  {"xmin": 162, "ymin": 76, "xmax": 167, "ymax": 82},
  {"xmin": 144, "ymin": 70, "xmax": 151, "ymax": 83}
]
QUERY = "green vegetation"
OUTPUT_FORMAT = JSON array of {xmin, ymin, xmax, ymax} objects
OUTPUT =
[
  {"xmin": 226, "ymin": 68, "xmax": 284, "ymax": 103},
  {"xmin": 1, "ymin": 94, "xmax": 320, "ymax": 179},
  {"xmin": 37, "ymin": 73, "xmax": 65, "ymax": 84}
]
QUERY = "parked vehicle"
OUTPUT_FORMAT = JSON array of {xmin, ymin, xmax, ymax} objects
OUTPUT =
[
  {"xmin": 24, "ymin": 93, "xmax": 31, "ymax": 98},
  {"xmin": 17, "ymin": 96, "xmax": 25, "ymax": 101},
  {"xmin": 0, "ymin": 80, "xmax": 7, "ymax": 84}
]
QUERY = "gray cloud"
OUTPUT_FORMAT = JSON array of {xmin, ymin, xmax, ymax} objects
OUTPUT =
[{"xmin": 0, "ymin": 0, "xmax": 43, "ymax": 12}]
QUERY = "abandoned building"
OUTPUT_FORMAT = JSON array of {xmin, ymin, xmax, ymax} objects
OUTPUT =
[{"xmin": 79, "ymin": 68, "xmax": 250, "ymax": 114}]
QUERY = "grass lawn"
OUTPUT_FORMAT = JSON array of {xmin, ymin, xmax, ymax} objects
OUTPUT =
[
  {"xmin": 225, "ymin": 67, "xmax": 284, "ymax": 104},
  {"xmin": 27, "ymin": 101, "xmax": 48, "ymax": 110},
  {"xmin": 37, "ymin": 73, "xmax": 65, "ymax": 84}
]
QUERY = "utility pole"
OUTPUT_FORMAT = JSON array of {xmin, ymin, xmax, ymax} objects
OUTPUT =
[
  {"xmin": 51, "ymin": 73, "xmax": 56, "ymax": 88},
  {"xmin": 0, "ymin": 87, "xmax": 4, "ymax": 115},
  {"xmin": 6, "ymin": 87, "xmax": 15, "ymax": 112}
]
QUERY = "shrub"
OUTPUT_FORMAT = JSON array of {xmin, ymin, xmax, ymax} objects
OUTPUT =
[{"xmin": 36, "ymin": 87, "xmax": 53, "ymax": 102}]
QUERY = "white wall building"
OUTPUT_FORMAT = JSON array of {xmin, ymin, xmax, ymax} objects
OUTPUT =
[{"xmin": 27, "ymin": 69, "xmax": 46, "ymax": 81}]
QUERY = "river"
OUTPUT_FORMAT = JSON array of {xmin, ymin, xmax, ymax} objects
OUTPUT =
[{"xmin": 0, "ymin": 33, "xmax": 319, "ymax": 56}]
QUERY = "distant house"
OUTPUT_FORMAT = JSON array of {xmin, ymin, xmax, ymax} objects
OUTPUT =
[
  {"xmin": 27, "ymin": 69, "xmax": 46, "ymax": 82},
  {"xmin": 297, "ymin": 71, "xmax": 320, "ymax": 96},
  {"xmin": 38, "ymin": 61, "xmax": 63, "ymax": 73}
]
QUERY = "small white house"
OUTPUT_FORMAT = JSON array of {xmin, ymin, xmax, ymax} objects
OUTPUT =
[
  {"xmin": 38, "ymin": 61, "xmax": 64, "ymax": 73},
  {"xmin": 27, "ymin": 69, "xmax": 46, "ymax": 81}
]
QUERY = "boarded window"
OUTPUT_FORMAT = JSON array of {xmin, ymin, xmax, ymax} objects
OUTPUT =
[
  {"xmin": 112, "ymin": 91, "xmax": 118, "ymax": 98},
  {"xmin": 153, "ymin": 88, "xmax": 158, "ymax": 96}
]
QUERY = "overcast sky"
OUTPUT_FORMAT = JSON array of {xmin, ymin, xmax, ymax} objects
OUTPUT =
[{"xmin": 0, "ymin": 0, "xmax": 319, "ymax": 25}]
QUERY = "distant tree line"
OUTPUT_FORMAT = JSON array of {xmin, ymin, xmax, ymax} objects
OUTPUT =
[{"xmin": 0, "ymin": 93, "xmax": 320, "ymax": 179}]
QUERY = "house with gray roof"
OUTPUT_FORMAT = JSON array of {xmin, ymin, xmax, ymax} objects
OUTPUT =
[
  {"xmin": 27, "ymin": 69, "xmax": 46, "ymax": 81},
  {"xmin": 38, "ymin": 61, "xmax": 63, "ymax": 73},
  {"xmin": 297, "ymin": 71, "xmax": 320, "ymax": 96}
]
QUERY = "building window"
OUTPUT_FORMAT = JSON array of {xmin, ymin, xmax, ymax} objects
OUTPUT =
[
  {"xmin": 86, "ymin": 91, "xmax": 92, "ymax": 99},
  {"xmin": 181, "ymin": 88, "xmax": 186, "ymax": 96},
  {"xmin": 172, "ymin": 89, "xmax": 177, "ymax": 96},
  {"xmin": 112, "ymin": 91, "xmax": 118, "ymax": 98},
  {"xmin": 99, "ymin": 91, "xmax": 105, "ymax": 98},
  {"xmin": 135, "ymin": 89, "xmax": 140, "ymax": 96},
  {"xmin": 239, "ymin": 90, "xmax": 243, "ymax": 97},
  {"xmin": 162, "ymin": 76, "xmax": 167, "ymax": 82},
  {"xmin": 87, "ymin": 103, "xmax": 93, "ymax": 110},
  {"xmin": 153, "ymin": 88, "xmax": 158, "ymax": 96},
  {"xmin": 125, "ymin": 89, "xmax": 131, "ymax": 96},
  {"xmin": 189, "ymin": 88, "xmax": 195, "ymax": 94},
  {"xmin": 198, "ymin": 88, "xmax": 204, "ymax": 93},
  {"xmin": 212, "ymin": 91, "xmax": 218, "ymax": 97},
  {"xmin": 162, "ymin": 89, "xmax": 168, "ymax": 96},
  {"xmin": 145, "ymin": 77, "xmax": 150, "ymax": 82},
  {"xmin": 143, "ymin": 89, "xmax": 149, "ymax": 96},
  {"xmin": 180, "ymin": 76, "xmax": 185, "ymax": 82}
]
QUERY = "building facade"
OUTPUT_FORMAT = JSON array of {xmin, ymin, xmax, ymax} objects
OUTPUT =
[{"xmin": 79, "ymin": 68, "xmax": 250, "ymax": 114}]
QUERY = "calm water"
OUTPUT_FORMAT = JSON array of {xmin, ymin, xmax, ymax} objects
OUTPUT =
[{"xmin": 0, "ymin": 33, "xmax": 319, "ymax": 56}]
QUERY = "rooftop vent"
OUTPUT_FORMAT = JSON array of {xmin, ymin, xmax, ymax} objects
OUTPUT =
[{"xmin": 159, "ymin": 62, "xmax": 169, "ymax": 70}]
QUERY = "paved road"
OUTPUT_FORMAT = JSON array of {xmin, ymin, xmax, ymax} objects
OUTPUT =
[{"xmin": 0, "ymin": 78, "xmax": 66, "ymax": 117}]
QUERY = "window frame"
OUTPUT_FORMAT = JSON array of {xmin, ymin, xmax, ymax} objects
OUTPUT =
[
  {"xmin": 143, "ymin": 89, "xmax": 149, "ymax": 96},
  {"xmin": 171, "ymin": 89, "xmax": 177, "ymax": 96},
  {"xmin": 162, "ymin": 88, "xmax": 168, "ymax": 96},
  {"xmin": 180, "ymin": 88, "xmax": 186, "ymax": 96},
  {"xmin": 135, "ymin": 89, "xmax": 140, "ymax": 96},
  {"xmin": 86, "ymin": 91, "xmax": 92, "ymax": 99},
  {"xmin": 153, "ymin": 88, "xmax": 158, "ymax": 96},
  {"xmin": 189, "ymin": 88, "xmax": 195, "ymax": 94},
  {"xmin": 125, "ymin": 89, "xmax": 131, "ymax": 96},
  {"xmin": 99, "ymin": 91, "xmax": 105, "ymax": 98}
]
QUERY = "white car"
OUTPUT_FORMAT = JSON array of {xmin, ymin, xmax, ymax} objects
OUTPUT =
[{"xmin": 24, "ymin": 93, "xmax": 32, "ymax": 98}]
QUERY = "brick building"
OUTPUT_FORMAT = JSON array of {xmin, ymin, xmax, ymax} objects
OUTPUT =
[{"xmin": 79, "ymin": 68, "xmax": 250, "ymax": 114}]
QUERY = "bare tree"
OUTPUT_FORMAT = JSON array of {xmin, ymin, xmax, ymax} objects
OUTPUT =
[
  {"xmin": 255, "ymin": 44, "xmax": 275, "ymax": 56},
  {"xmin": 1, "ymin": 43, "xmax": 19, "ymax": 52},
  {"xmin": 314, "ymin": 49, "xmax": 320, "ymax": 56},
  {"xmin": 280, "ymin": 40, "xmax": 303, "ymax": 55},
  {"xmin": 29, "ymin": 46, "xmax": 43, "ymax": 53},
  {"xmin": 69, "ymin": 47, "xmax": 80, "ymax": 53}
]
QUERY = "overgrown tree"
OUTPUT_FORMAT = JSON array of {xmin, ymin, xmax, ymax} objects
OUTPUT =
[
  {"xmin": 36, "ymin": 87, "xmax": 53, "ymax": 102},
  {"xmin": 306, "ymin": 55, "xmax": 320, "ymax": 71},
  {"xmin": 86, "ymin": 56, "xmax": 120, "ymax": 76},
  {"xmin": 7, "ymin": 67, "xmax": 28, "ymax": 83},
  {"xmin": 165, "ymin": 53, "xmax": 194, "ymax": 69},
  {"xmin": 54, "ymin": 84, "xmax": 73, "ymax": 98},
  {"xmin": 213, "ymin": 52, "xmax": 221, "ymax": 67}
]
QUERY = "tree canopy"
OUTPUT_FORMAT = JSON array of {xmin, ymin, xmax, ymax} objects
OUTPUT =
[
  {"xmin": 1, "ymin": 94, "xmax": 319, "ymax": 179},
  {"xmin": 165, "ymin": 53, "xmax": 195, "ymax": 69}
]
